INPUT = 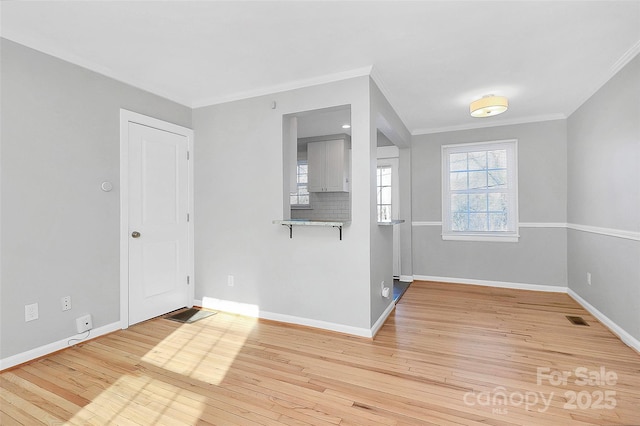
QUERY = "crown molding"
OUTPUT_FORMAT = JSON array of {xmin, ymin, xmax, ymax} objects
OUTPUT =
[
  {"xmin": 1, "ymin": 32, "xmax": 192, "ymax": 107},
  {"xmin": 192, "ymin": 66, "xmax": 373, "ymax": 108},
  {"xmin": 567, "ymin": 39, "xmax": 640, "ymax": 117},
  {"xmin": 411, "ymin": 114, "xmax": 567, "ymax": 136}
]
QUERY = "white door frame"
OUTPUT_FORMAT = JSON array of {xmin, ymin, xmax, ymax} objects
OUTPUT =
[
  {"xmin": 377, "ymin": 148, "xmax": 401, "ymax": 277},
  {"xmin": 119, "ymin": 109, "xmax": 194, "ymax": 329}
]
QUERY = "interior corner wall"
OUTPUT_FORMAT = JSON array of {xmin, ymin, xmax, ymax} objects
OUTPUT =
[
  {"xmin": 0, "ymin": 39, "xmax": 192, "ymax": 359},
  {"xmin": 567, "ymin": 54, "xmax": 640, "ymax": 342},
  {"xmin": 369, "ymin": 78, "xmax": 411, "ymax": 326},
  {"xmin": 411, "ymin": 120, "xmax": 568, "ymax": 287},
  {"xmin": 193, "ymin": 76, "xmax": 374, "ymax": 332}
]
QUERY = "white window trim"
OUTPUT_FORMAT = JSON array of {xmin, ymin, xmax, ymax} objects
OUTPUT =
[
  {"xmin": 291, "ymin": 160, "xmax": 310, "ymax": 208},
  {"xmin": 441, "ymin": 139, "xmax": 519, "ymax": 242}
]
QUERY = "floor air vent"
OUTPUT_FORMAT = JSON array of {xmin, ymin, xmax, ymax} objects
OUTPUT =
[{"xmin": 566, "ymin": 316, "xmax": 589, "ymax": 326}]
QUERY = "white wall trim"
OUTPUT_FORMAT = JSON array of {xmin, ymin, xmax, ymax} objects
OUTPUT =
[
  {"xmin": 119, "ymin": 109, "xmax": 195, "ymax": 330},
  {"xmin": 519, "ymin": 222, "xmax": 567, "ymax": 228},
  {"xmin": 411, "ymin": 115, "xmax": 566, "ymax": 136},
  {"xmin": 412, "ymin": 221, "xmax": 639, "ymax": 241},
  {"xmin": 411, "ymin": 277, "xmax": 639, "ymax": 352},
  {"xmin": 399, "ymin": 275, "xmax": 414, "ymax": 283},
  {"xmin": 414, "ymin": 221, "xmax": 568, "ymax": 228},
  {"xmin": 377, "ymin": 145, "xmax": 400, "ymax": 159},
  {"xmin": 371, "ymin": 302, "xmax": 396, "ymax": 338},
  {"xmin": 567, "ymin": 39, "xmax": 640, "ymax": 117},
  {"xmin": 567, "ymin": 223, "xmax": 640, "ymax": 241},
  {"xmin": 0, "ymin": 321, "xmax": 121, "ymax": 372},
  {"xmin": 567, "ymin": 289, "xmax": 640, "ymax": 353},
  {"xmin": 197, "ymin": 298, "xmax": 375, "ymax": 338},
  {"xmin": 413, "ymin": 275, "xmax": 567, "ymax": 293},
  {"xmin": 2, "ymin": 32, "xmax": 191, "ymax": 107},
  {"xmin": 192, "ymin": 66, "xmax": 373, "ymax": 108}
]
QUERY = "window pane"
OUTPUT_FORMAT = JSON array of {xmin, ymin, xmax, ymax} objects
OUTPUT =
[
  {"xmin": 488, "ymin": 193, "xmax": 507, "ymax": 212},
  {"xmin": 290, "ymin": 195, "xmax": 298, "ymax": 205},
  {"xmin": 379, "ymin": 187, "xmax": 391, "ymax": 204},
  {"xmin": 467, "ymin": 151, "xmax": 487, "ymax": 171},
  {"xmin": 299, "ymin": 185, "xmax": 308, "ymax": 195},
  {"xmin": 488, "ymin": 170, "xmax": 507, "ymax": 188},
  {"xmin": 450, "ymin": 171, "xmax": 468, "ymax": 190},
  {"xmin": 488, "ymin": 150, "xmax": 506, "ymax": 169},
  {"xmin": 452, "ymin": 212, "xmax": 467, "ymax": 231},
  {"xmin": 378, "ymin": 205, "xmax": 391, "ymax": 222},
  {"xmin": 489, "ymin": 213, "xmax": 507, "ymax": 231},
  {"xmin": 468, "ymin": 171, "xmax": 487, "ymax": 190},
  {"xmin": 469, "ymin": 213, "xmax": 488, "ymax": 231},
  {"xmin": 443, "ymin": 141, "xmax": 517, "ymax": 239},
  {"xmin": 299, "ymin": 195, "xmax": 309, "ymax": 205},
  {"xmin": 469, "ymin": 193, "xmax": 487, "ymax": 212},
  {"xmin": 451, "ymin": 194, "xmax": 468, "ymax": 212},
  {"xmin": 450, "ymin": 153, "xmax": 467, "ymax": 171},
  {"xmin": 380, "ymin": 167, "xmax": 391, "ymax": 186}
]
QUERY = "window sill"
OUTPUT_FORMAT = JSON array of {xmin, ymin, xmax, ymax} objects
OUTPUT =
[
  {"xmin": 442, "ymin": 233, "xmax": 519, "ymax": 243},
  {"xmin": 291, "ymin": 205, "xmax": 313, "ymax": 210}
]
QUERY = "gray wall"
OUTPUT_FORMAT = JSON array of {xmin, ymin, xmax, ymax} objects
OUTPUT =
[
  {"xmin": 411, "ymin": 120, "xmax": 568, "ymax": 287},
  {"xmin": 193, "ymin": 77, "xmax": 376, "ymax": 331},
  {"xmin": 567, "ymin": 55, "xmax": 640, "ymax": 341},
  {"xmin": 0, "ymin": 39, "xmax": 191, "ymax": 358},
  {"xmin": 369, "ymin": 78, "xmax": 411, "ymax": 325}
]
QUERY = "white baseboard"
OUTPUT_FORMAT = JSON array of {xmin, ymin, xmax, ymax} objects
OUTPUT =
[
  {"xmin": 196, "ymin": 298, "xmax": 375, "ymax": 338},
  {"xmin": 399, "ymin": 275, "xmax": 414, "ymax": 283},
  {"xmin": 413, "ymin": 275, "xmax": 567, "ymax": 293},
  {"xmin": 371, "ymin": 302, "xmax": 396, "ymax": 338},
  {"xmin": 567, "ymin": 289, "xmax": 640, "ymax": 353},
  {"xmin": 413, "ymin": 275, "xmax": 639, "ymax": 352},
  {"xmin": 0, "ymin": 321, "xmax": 121, "ymax": 371}
]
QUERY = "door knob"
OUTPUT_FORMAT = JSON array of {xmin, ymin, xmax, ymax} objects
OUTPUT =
[{"xmin": 131, "ymin": 231, "xmax": 141, "ymax": 238}]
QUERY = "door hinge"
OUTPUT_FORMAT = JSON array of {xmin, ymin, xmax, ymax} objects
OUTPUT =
[
  {"xmin": 187, "ymin": 275, "xmax": 190, "ymax": 285},
  {"xmin": 187, "ymin": 213, "xmax": 190, "ymax": 222},
  {"xmin": 187, "ymin": 151, "xmax": 190, "ymax": 160}
]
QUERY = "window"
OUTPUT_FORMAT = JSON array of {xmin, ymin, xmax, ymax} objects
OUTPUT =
[
  {"xmin": 290, "ymin": 161, "xmax": 309, "ymax": 206},
  {"xmin": 442, "ymin": 140, "xmax": 518, "ymax": 242},
  {"xmin": 377, "ymin": 166, "xmax": 392, "ymax": 222}
]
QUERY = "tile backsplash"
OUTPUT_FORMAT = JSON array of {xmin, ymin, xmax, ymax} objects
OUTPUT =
[{"xmin": 291, "ymin": 191, "xmax": 351, "ymax": 221}]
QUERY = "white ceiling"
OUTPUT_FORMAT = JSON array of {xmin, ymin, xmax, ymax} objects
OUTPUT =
[{"xmin": 2, "ymin": 1, "xmax": 639, "ymax": 135}]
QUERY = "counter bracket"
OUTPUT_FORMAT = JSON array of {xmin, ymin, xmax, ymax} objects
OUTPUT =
[{"xmin": 333, "ymin": 225, "xmax": 343, "ymax": 240}]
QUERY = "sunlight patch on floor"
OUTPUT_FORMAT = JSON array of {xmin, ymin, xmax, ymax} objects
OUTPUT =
[
  {"xmin": 140, "ymin": 305, "xmax": 257, "ymax": 385},
  {"xmin": 69, "ymin": 374, "xmax": 206, "ymax": 425}
]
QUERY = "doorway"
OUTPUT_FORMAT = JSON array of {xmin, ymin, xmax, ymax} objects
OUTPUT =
[
  {"xmin": 119, "ymin": 110, "xmax": 194, "ymax": 328},
  {"xmin": 377, "ymin": 156, "xmax": 401, "ymax": 277}
]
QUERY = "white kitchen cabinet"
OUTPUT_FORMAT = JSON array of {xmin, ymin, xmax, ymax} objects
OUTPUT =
[{"xmin": 307, "ymin": 138, "xmax": 349, "ymax": 192}]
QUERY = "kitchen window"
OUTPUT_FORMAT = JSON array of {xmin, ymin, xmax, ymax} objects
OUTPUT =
[
  {"xmin": 290, "ymin": 161, "xmax": 310, "ymax": 207},
  {"xmin": 441, "ymin": 140, "xmax": 519, "ymax": 242}
]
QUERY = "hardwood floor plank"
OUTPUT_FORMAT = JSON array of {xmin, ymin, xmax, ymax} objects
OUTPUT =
[{"xmin": 2, "ymin": 281, "xmax": 639, "ymax": 424}]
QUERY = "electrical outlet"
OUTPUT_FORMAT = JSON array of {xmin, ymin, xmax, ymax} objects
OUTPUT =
[
  {"xmin": 61, "ymin": 296, "xmax": 71, "ymax": 311},
  {"xmin": 25, "ymin": 303, "xmax": 39, "ymax": 322},
  {"xmin": 76, "ymin": 314, "xmax": 93, "ymax": 333},
  {"xmin": 228, "ymin": 275, "xmax": 234, "ymax": 287},
  {"xmin": 587, "ymin": 272, "xmax": 592, "ymax": 286}
]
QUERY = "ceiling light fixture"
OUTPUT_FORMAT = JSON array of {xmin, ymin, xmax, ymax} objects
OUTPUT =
[
  {"xmin": 470, "ymin": 95, "xmax": 508, "ymax": 118},
  {"xmin": 342, "ymin": 124, "xmax": 351, "ymax": 129}
]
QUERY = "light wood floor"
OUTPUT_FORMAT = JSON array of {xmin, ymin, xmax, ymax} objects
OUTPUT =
[{"xmin": 2, "ymin": 281, "xmax": 640, "ymax": 425}]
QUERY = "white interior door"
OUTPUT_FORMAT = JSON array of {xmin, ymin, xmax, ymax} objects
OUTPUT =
[{"xmin": 121, "ymin": 112, "xmax": 192, "ymax": 327}]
